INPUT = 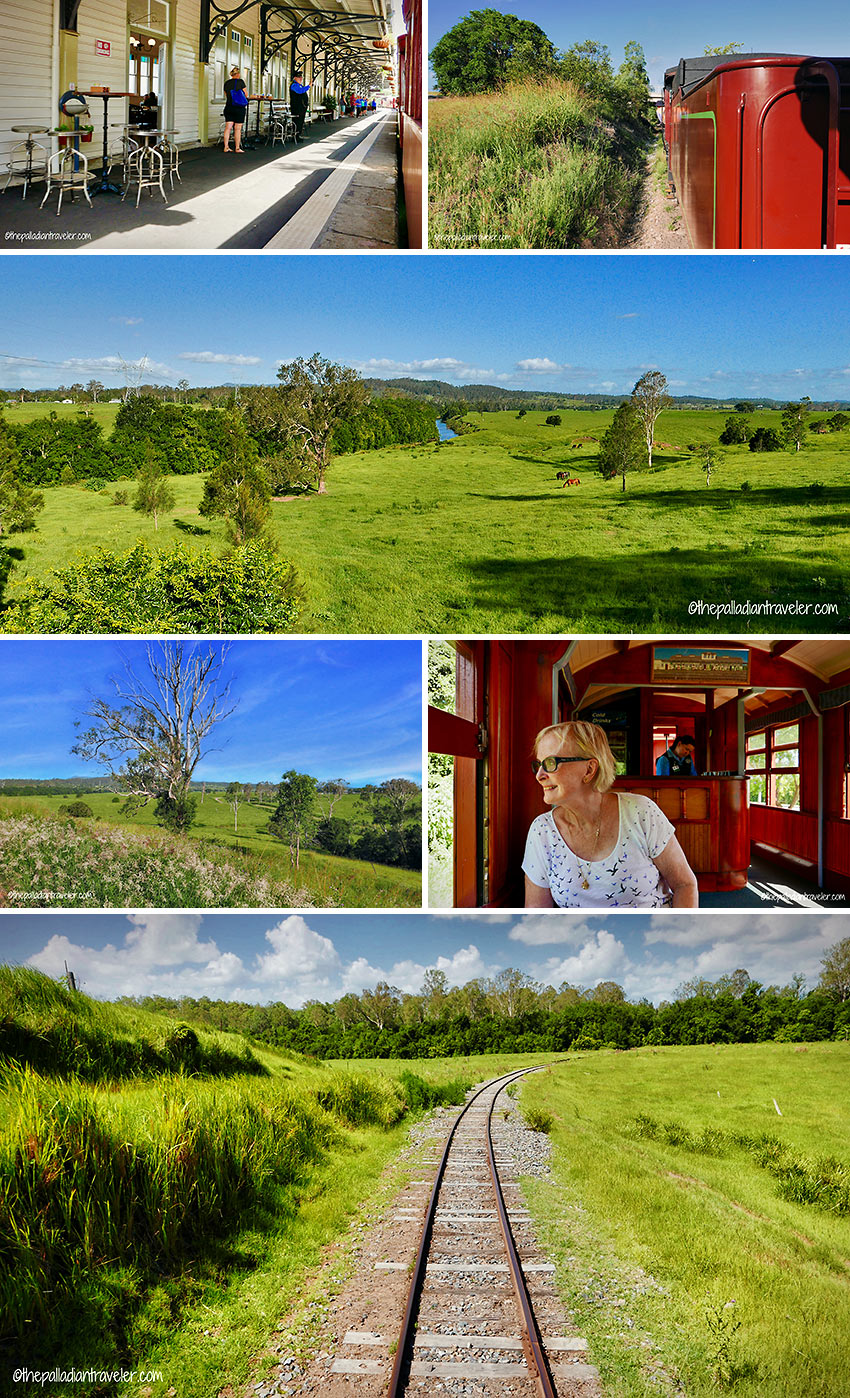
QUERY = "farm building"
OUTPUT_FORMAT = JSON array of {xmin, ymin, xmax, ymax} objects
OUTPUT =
[{"xmin": 430, "ymin": 638, "xmax": 850, "ymax": 908}]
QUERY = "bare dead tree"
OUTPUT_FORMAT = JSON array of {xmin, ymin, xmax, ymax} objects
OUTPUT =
[{"xmin": 73, "ymin": 643, "xmax": 237, "ymax": 826}]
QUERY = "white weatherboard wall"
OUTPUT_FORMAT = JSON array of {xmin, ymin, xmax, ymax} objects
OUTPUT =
[
  {"xmin": 173, "ymin": 0, "xmax": 201, "ymax": 144},
  {"xmin": 76, "ymin": 0, "xmax": 128, "ymax": 97},
  {"xmin": 0, "ymin": 0, "xmax": 56, "ymax": 162}
]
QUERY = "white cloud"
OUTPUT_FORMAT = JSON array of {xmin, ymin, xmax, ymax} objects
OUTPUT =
[
  {"xmin": 515, "ymin": 357, "xmax": 564, "ymax": 374},
  {"xmin": 253, "ymin": 915, "xmax": 342, "ymax": 1000},
  {"xmin": 59, "ymin": 355, "xmax": 172, "ymax": 379},
  {"xmin": 342, "ymin": 944, "xmax": 498, "ymax": 996},
  {"xmin": 352, "ymin": 356, "xmax": 504, "ymax": 383},
  {"xmin": 509, "ymin": 915, "xmax": 599, "ymax": 947},
  {"xmin": 109, "ymin": 316, "xmax": 143, "ymax": 326},
  {"xmin": 179, "ymin": 351, "xmax": 262, "ymax": 366},
  {"xmin": 532, "ymin": 929, "xmax": 629, "ymax": 987}
]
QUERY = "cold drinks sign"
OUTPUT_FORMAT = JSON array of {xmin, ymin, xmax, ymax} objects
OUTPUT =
[{"xmin": 96, "ymin": 40, "xmax": 111, "ymax": 57}]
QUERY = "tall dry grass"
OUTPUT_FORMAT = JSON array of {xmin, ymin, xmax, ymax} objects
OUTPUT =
[{"xmin": 429, "ymin": 78, "xmax": 644, "ymax": 248}]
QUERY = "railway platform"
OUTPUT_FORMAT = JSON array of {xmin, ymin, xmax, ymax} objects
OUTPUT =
[{"xmin": 0, "ymin": 111, "xmax": 401, "ymax": 251}]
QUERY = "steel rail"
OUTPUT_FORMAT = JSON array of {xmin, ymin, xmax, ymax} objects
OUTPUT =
[
  {"xmin": 386, "ymin": 1066, "xmax": 549, "ymax": 1398},
  {"xmin": 487, "ymin": 1078, "xmax": 559, "ymax": 1398}
]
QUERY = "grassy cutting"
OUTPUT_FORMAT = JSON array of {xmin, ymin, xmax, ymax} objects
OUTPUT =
[
  {"xmin": 428, "ymin": 78, "xmax": 647, "ymax": 248},
  {"xmin": 519, "ymin": 1043, "xmax": 850, "ymax": 1397},
  {"xmin": 0, "ymin": 971, "xmax": 471, "ymax": 1398},
  {"xmin": 6, "ymin": 408, "xmax": 849, "ymax": 634}
]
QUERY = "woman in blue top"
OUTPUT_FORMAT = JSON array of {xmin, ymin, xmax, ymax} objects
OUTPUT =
[{"xmin": 223, "ymin": 66, "xmax": 248, "ymax": 153}]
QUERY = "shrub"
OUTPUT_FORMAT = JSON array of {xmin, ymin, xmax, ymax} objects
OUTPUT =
[
  {"xmin": 111, "ymin": 489, "xmax": 129, "ymax": 506},
  {"xmin": 58, "ymin": 800, "xmax": 94, "ymax": 818},
  {"xmin": 740, "ymin": 480, "xmax": 752, "ymax": 493},
  {"xmin": 545, "ymin": 414, "xmax": 562, "ymax": 426},
  {"xmin": 749, "ymin": 427, "xmax": 783, "ymax": 453},
  {"xmin": 523, "ymin": 1104, "xmax": 554, "ymax": 1133},
  {"xmin": 0, "ymin": 540, "xmax": 301, "ymax": 634}
]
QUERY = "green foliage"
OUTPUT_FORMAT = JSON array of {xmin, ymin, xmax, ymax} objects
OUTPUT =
[
  {"xmin": 1, "ymin": 540, "xmax": 301, "ymax": 633},
  {"xmin": 629, "ymin": 1112, "xmax": 850, "ymax": 1216},
  {"xmin": 396, "ymin": 1069, "xmax": 469, "ymax": 1111},
  {"xmin": 430, "ymin": 8, "xmax": 556, "ymax": 95},
  {"xmin": 545, "ymin": 413, "xmax": 562, "ymax": 426},
  {"xmin": 523, "ymin": 1103, "xmax": 554, "ymax": 1132},
  {"xmin": 719, "ymin": 414, "xmax": 750, "ymax": 445},
  {"xmin": 749, "ymin": 427, "xmax": 783, "ymax": 453},
  {"xmin": 597, "ymin": 401, "xmax": 646, "ymax": 486},
  {"xmin": 0, "ymin": 967, "xmax": 267, "ymax": 1082},
  {"xmin": 11, "ymin": 410, "xmax": 113, "ymax": 485},
  {"xmin": 199, "ymin": 415, "xmax": 273, "ymax": 544},
  {"xmin": 274, "ymin": 352, "xmax": 370, "ymax": 492},
  {"xmin": 269, "ymin": 771, "xmax": 319, "ymax": 867},
  {"xmin": 58, "ymin": 799, "xmax": 94, "ymax": 818},
  {"xmin": 781, "ymin": 398, "xmax": 811, "ymax": 451},
  {"xmin": 330, "ymin": 397, "xmax": 439, "ymax": 454},
  {"xmin": 313, "ymin": 1071, "xmax": 406, "ymax": 1128},
  {"xmin": 110, "ymin": 395, "xmax": 222, "ymax": 477},
  {"xmin": 154, "ymin": 790, "xmax": 198, "ymax": 833},
  {"xmin": 429, "ymin": 77, "xmax": 644, "ymax": 249},
  {"xmin": 0, "ymin": 415, "xmax": 44, "ymax": 538},
  {"xmin": 818, "ymin": 936, "xmax": 850, "ymax": 1001},
  {"xmin": 133, "ymin": 446, "xmax": 176, "ymax": 529},
  {"xmin": 559, "ymin": 39, "xmax": 613, "ymax": 97}
]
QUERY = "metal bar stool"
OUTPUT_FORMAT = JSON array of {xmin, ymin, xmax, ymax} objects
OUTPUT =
[
  {"xmin": 40, "ymin": 143, "xmax": 92, "ymax": 214},
  {"xmin": 3, "ymin": 126, "xmax": 50, "ymax": 198},
  {"xmin": 157, "ymin": 130, "xmax": 181, "ymax": 188},
  {"xmin": 121, "ymin": 141, "xmax": 167, "ymax": 206}
]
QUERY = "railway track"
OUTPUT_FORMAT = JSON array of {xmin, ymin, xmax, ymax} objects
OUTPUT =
[{"xmin": 329, "ymin": 1069, "xmax": 601, "ymax": 1396}]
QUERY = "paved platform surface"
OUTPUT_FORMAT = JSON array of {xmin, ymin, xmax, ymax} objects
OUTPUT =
[{"xmin": 0, "ymin": 111, "xmax": 399, "ymax": 250}]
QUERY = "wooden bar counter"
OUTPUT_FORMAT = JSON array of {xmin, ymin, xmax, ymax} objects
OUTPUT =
[{"xmin": 613, "ymin": 776, "xmax": 749, "ymax": 892}]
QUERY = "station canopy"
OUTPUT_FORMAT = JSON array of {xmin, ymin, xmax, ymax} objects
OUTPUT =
[{"xmin": 200, "ymin": 0, "xmax": 393, "ymax": 85}]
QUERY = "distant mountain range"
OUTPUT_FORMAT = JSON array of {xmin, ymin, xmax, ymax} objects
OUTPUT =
[{"xmin": 363, "ymin": 378, "xmax": 850, "ymax": 412}]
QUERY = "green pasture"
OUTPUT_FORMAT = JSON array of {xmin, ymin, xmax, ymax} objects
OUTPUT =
[
  {"xmin": 0, "ymin": 794, "xmax": 421, "ymax": 908},
  {"xmin": 6, "ymin": 407, "xmax": 850, "ymax": 632},
  {"xmin": 520, "ymin": 1043, "xmax": 850, "ymax": 1397},
  {"xmin": 2, "ymin": 401, "xmax": 121, "ymax": 428}
]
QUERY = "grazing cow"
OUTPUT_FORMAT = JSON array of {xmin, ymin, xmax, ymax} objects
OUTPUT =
[
  {"xmin": 556, "ymin": 474, "xmax": 581, "ymax": 487},
  {"xmin": 556, "ymin": 471, "xmax": 568, "ymax": 480}
]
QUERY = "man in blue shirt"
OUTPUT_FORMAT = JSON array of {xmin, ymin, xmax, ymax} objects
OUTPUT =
[
  {"xmin": 290, "ymin": 71, "xmax": 310, "ymax": 137},
  {"xmin": 656, "ymin": 735, "xmax": 698, "ymax": 776}
]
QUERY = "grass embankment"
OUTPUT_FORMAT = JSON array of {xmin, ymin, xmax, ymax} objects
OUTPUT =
[
  {"xmin": 0, "ymin": 796, "xmax": 420, "ymax": 908},
  {"xmin": 0, "ymin": 970, "xmax": 469, "ymax": 1396},
  {"xmin": 5, "ymin": 408, "xmax": 850, "ymax": 632},
  {"xmin": 520, "ymin": 1043, "xmax": 850, "ymax": 1397},
  {"xmin": 429, "ymin": 78, "xmax": 648, "ymax": 248}
]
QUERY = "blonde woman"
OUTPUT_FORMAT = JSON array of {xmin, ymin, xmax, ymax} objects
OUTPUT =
[
  {"xmin": 223, "ymin": 66, "xmax": 248, "ymax": 153},
  {"xmin": 523, "ymin": 721, "xmax": 698, "ymax": 908}
]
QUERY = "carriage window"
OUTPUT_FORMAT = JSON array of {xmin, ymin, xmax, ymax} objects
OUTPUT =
[{"xmin": 746, "ymin": 723, "xmax": 800, "ymax": 810}]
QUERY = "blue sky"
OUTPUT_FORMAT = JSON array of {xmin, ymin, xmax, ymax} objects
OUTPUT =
[
  {"xmin": 0, "ymin": 911, "xmax": 841, "ymax": 1006},
  {"xmin": 427, "ymin": 0, "xmax": 850, "ymax": 89},
  {"xmin": 0, "ymin": 639, "xmax": 422, "ymax": 785},
  {"xmin": 1, "ymin": 254, "xmax": 849, "ymax": 401}
]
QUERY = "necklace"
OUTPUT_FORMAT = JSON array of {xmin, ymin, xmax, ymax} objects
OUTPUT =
[{"xmin": 577, "ymin": 811, "xmax": 602, "ymax": 890}]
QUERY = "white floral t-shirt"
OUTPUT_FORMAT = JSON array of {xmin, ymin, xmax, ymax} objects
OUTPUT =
[{"xmin": 522, "ymin": 793, "xmax": 675, "ymax": 908}]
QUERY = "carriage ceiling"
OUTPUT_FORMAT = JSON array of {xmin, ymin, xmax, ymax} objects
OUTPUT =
[{"xmin": 561, "ymin": 639, "xmax": 850, "ymax": 716}]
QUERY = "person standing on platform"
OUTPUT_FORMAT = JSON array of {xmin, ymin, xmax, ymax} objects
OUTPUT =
[
  {"xmin": 223, "ymin": 66, "xmax": 248, "ymax": 152},
  {"xmin": 290, "ymin": 72, "xmax": 310, "ymax": 137},
  {"xmin": 656, "ymin": 735, "xmax": 699, "ymax": 776}
]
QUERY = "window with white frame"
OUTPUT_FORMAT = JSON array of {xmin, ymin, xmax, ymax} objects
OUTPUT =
[{"xmin": 746, "ymin": 723, "xmax": 801, "ymax": 810}]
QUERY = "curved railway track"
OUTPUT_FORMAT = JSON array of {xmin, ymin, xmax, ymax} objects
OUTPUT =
[{"xmin": 341, "ymin": 1068, "xmax": 599, "ymax": 1397}]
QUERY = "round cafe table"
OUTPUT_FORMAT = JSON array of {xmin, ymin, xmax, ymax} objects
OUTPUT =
[
  {"xmin": 81, "ymin": 90, "xmax": 135, "ymax": 194},
  {"xmin": 7, "ymin": 125, "xmax": 50, "ymax": 197}
]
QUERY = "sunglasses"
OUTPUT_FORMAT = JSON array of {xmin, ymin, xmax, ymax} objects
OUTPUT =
[{"xmin": 530, "ymin": 755, "xmax": 587, "ymax": 775}]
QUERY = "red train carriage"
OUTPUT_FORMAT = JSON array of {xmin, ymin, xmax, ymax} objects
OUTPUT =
[
  {"xmin": 429, "ymin": 639, "xmax": 850, "ymax": 907},
  {"xmin": 662, "ymin": 53, "xmax": 850, "ymax": 248},
  {"xmin": 398, "ymin": 0, "xmax": 423, "ymax": 247}
]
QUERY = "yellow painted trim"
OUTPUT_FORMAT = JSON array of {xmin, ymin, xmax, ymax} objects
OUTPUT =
[{"xmin": 58, "ymin": 29, "xmax": 78, "ymax": 96}]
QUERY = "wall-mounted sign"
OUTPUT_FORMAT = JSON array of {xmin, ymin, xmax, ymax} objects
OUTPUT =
[
  {"xmin": 95, "ymin": 39, "xmax": 111, "ymax": 56},
  {"xmin": 651, "ymin": 646, "xmax": 750, "ymax": 686}
]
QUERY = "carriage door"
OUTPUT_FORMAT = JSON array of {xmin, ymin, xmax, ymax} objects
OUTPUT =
[{"xmin": 428, "ymin": 640, "xmax": 486, "ymax": 907}]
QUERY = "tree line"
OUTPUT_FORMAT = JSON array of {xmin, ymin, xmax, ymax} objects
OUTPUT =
[
  {"xmin": 0, "ymin": 355, "xmax": 438, "ymax": 632},
  {"xmin": 431, "ymin": 10, "xmax": 652, "ymax": 123},
  {"xmin": 121, "ymin": 948, "xmax": 850, "ymax": 1060}
]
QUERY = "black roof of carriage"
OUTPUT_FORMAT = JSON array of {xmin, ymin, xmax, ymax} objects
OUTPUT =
[{"xmin": 664, "ymin": 54, "xmax": 808, "ymax": 96}]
